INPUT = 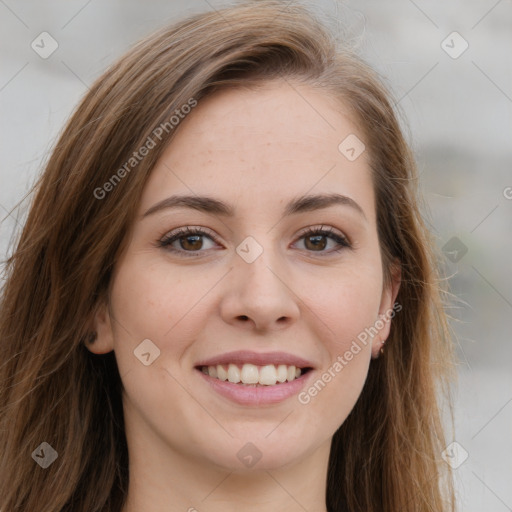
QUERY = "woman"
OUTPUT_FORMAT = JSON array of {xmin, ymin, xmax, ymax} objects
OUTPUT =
[{"xmin": 0, "ymin": 1, "xmax": 455, "ymax": 511}]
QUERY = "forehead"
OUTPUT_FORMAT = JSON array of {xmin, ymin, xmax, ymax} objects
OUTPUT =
[
  {"xmin": 171, "ymin": 81, "xmax": 357, "ymax": 157},
  {"xmin": 140, "ymin": 81, "xmax": 374, "ymax": 222}
]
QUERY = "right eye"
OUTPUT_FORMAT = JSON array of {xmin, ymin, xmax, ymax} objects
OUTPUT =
[{"xmin": 158, "ymin": 226, "xmax": 222, "ymax": 257}]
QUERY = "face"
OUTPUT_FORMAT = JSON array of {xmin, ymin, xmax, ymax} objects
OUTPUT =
[{"xmin": 90, "ymin": 80, "xmax": 400, "ymax": 472}]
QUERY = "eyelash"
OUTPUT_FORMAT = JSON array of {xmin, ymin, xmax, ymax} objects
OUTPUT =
[{"xmin": 157, "ymin": 225, "xmax": 352, "ymax": 258}]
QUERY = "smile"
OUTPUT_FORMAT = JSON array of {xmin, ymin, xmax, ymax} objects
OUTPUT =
[
  {"xmin": 194, "ymin": 350, "xmax": 315, "ymax": 405},
  {"xmin": 198, "ymin": 363, "xmax": 312, "ymax": 386}
]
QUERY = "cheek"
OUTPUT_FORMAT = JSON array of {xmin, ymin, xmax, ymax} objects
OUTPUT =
[
  {"xmin": 108, "ymin": 255, "xmax": 204, "ymax": 364},
  {"xmin": 108, "ymin": 256, "xmax": 214, "ymax": 440},
  {"xmin": 112, "ymin": 252, "xmax": 213, "ymax": 326},
  {"xmin": 297, "ymin": 275, "xmax": 379, "ymax": 429},
  {"xmin": 300, "ymin": 264, "xmax": 383, "ymax": 350}
]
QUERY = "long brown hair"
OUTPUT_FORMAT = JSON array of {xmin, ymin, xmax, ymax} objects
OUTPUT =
[{"xmin": 0, "ymin": 2, "xmax": 455, "ymax": 510}]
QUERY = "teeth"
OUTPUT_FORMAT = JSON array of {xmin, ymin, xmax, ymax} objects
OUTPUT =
[
  {"xmin": 201, "ymin": 363, "xmax": 307, "ymax": 386},
  {"xmin": 259, "ymin": 365, "xmax": 277, "ymax": 386},
  {"xmin": 240, "ymin": 364, "xmax": 259, "ymax": 384},
  {"xmin": 227, "ymin": 364, "xmax": 241, "ymax": 383},
  {"xmin": 276, "ymin": 364, "xmax": 288, "ymax": 383},
  {"xmin": 217, "ymin": 364, "xmax": 228, "ymax": 381}
]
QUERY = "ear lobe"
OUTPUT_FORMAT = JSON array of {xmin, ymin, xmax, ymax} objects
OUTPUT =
[
  {"xmin": 84, "ymin": 300, "xmax": 115, "ymax": 355},
  {"xmin": 371, "ymin": 261, "xmax": 401, "ymax": 359}
]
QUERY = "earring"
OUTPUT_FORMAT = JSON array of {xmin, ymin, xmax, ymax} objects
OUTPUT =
[
  {"xmin": 379, "ymin": 339, "xmax": 386, "ymax": 356},
  {"xmin": 85, "ymin": 331, "xmax": 97, "ymax": 344}
]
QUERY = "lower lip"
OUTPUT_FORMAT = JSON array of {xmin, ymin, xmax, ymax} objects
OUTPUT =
[{"xmin": 196, "ymin": 369, "xmax": 313, "ymax": 406}]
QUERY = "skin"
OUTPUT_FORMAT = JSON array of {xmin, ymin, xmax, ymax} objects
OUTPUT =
[{"xmin": 88, "ymin": 80, "xmax": 401, "ymax": 512}]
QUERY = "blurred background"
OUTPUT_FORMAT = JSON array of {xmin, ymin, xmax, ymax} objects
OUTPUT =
[{"xmin": 1, "ymin": 1, "xmax": 511, "ymax": 510}]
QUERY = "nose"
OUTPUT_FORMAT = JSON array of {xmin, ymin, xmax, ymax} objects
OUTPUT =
[{"xmin": 219, "ymin": 249, "xmax": 300, "ymax": 333}]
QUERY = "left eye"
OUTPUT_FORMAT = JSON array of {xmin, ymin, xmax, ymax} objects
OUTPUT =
[
  {"xmin": 295, "ymin": 228, "xmax": 351, "ymax": 252},
  {"xmin": 158, "ymin": 226, "xmax": 351, "ymax": 257}
]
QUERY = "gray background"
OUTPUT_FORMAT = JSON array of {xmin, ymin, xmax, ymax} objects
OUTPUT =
[{"xmin": 1, "ymin": 1, "xmax": 511, "ymax": 510}]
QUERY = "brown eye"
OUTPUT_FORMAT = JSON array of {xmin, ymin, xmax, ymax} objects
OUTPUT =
[
  {"xmin": 179, "ymin": 235, "xmax": 203, "ymax": 251},
  {"xmin": 295, "ymin": 227, "xmax": 351, "ymax": 254},
  {"xmin": 158, "ymin": 227, "xmax": 219, "ymax": 257},
  {"xmin": 304, "ymin": 234, "xmax": 328, "ymax": 251}
]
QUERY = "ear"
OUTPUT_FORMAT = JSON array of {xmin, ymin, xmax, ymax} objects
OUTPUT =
[
  {"xmin": 371, "ymin": 260, "xmax": 401, "ymax": 359},
  {"xmin": 84, "ymin": 300, "xmax": 115, "ymax": 355}
]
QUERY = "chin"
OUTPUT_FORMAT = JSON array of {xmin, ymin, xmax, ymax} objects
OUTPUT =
[{"xmin": 199, "ymin": 434, "xmax": 313, "ymax": 473}]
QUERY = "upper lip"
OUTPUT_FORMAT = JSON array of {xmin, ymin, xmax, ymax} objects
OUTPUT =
[{"xmin": 195, "ymin": 350, "xmax": 315, "ymax": 369}]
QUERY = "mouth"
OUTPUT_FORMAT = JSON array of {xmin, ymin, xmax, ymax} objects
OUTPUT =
[
  {"xmin": 193, "ymin": 350, "xmax": 316, "ymax": 405},
  {"xmin": 195, "ymin": 363, "xmax": 313, "ymax": 386}
]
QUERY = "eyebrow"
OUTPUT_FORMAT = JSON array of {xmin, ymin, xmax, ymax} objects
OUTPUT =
[{"xmin": 142, "ymin": 192, "xmax": 367, "ymax": 221}]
